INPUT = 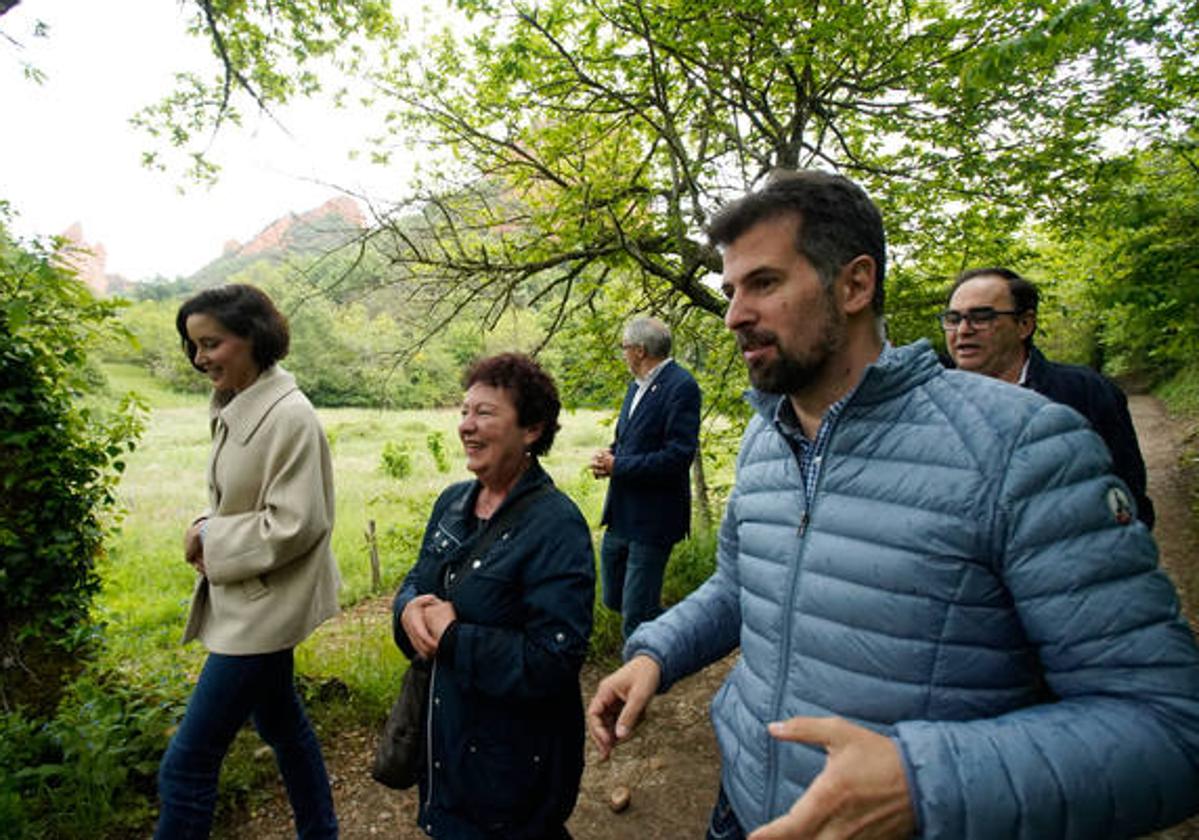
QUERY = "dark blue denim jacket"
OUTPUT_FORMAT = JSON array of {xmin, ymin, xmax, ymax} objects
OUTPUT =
[{"xmin": 393, "ymin": 462, "xmax": 594, "ymax": 838}]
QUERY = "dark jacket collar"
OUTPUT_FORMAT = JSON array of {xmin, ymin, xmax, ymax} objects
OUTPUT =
[
  {"xmin": 1022, "ymin": 345, "xmax": 1052, "ymax": 391},
  {"xmin": 448, "ymin": 459, "xmax": 554, "ymax": 522}
]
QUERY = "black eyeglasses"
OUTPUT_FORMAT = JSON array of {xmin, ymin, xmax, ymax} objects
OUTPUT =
[{"xmin": 939, "ymin": 307, "xmax": 1022, "ymax": 331}]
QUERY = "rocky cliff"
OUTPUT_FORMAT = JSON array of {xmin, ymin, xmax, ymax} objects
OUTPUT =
[{"xmin": 221, "ymin": 196, "xmax": 367, "ymax": 260}]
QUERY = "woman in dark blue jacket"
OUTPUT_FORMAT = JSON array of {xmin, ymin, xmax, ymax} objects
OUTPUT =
[{"xmin": 393, "ymin": 353, "xmax": 595, "ymax": 839}]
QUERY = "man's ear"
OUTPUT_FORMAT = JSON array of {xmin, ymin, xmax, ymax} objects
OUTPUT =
[
  {"xmin": 1017, "ymin": 311, "xmax": 1037, "ymax": 342},
  {"xmin": 839, "ymin": 255, "xmax": 877, "ymax": 316}
]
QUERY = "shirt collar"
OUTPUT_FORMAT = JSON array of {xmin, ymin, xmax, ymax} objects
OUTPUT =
[
  {"xmin": 771, "ymin": 342, "xmax": 896, "ymax": 436},
  {"xmin": 635, "ymin": 357, "xmax": 671, "ymax": 389}
]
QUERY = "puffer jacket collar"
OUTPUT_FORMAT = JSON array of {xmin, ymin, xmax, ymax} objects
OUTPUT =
[{"xmin": 745, "ymin": 339, "xmax": 942, "ymax": 423}]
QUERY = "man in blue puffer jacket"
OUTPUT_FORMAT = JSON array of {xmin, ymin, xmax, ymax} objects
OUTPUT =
[{"xmin": 587, "ymin": 169, "xmax": 1199, "ymax": 840}]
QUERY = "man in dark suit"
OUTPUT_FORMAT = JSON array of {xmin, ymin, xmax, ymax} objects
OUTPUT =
[
  {"xmin": 944, "ymin": 267, "xmax": 1154, "ymax": 527},
  {"xmin": 590, "ymin": 316, "xmax": 702, "ymax": 639}
]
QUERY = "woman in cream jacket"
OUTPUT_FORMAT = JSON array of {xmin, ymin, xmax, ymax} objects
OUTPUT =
[{"xmin": 156, "ymin": 284, "xmax": 340, "ymax": 839}]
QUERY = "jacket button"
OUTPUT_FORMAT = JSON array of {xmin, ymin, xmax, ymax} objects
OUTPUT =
[
  {"xmin": 469, "ymin": 745, "xmax": 477, "ymax": 753},
  {"xmin": 472, "ymin": 560, "xmax": 481, "ymax": 569},
  {"xmin": 434, "ymin": 760, "xmax": 441, "ymax": 769},
  {"xmin": 533, "ymin": 755, "xmax": 540, "ymax": 763},
  {"xmin": 434, "ymin": 697, "xmax": 440, "ymax": 705},
  {"xmin": 555, "ymin": 632, "xmax": 565, "ymax": 643}
]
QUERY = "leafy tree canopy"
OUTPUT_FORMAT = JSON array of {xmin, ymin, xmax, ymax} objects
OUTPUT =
[{"xmin": 347, "ymin": 0, "xmax": 1195, "ymax": 335}]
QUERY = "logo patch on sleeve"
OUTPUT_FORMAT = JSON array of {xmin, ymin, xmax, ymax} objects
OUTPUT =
[{"xmin": 1105, "ymin": 485, "xmax": 1134, "ymax": 526}]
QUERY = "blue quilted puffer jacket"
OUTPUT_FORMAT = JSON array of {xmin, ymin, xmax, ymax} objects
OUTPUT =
[{"xmin": 627, "ymin": 340, "xmax": 1199, "ymax": 839}]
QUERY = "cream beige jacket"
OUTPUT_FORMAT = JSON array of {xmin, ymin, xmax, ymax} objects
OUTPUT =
[{"xmin": 182, "ymin": 365, "xmax": 341, "ymax": 654}]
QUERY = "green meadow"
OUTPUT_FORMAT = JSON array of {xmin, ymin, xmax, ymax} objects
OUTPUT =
[{"xmin": 96, "ymin": 364, "xmax": 622, "ymax": 719}]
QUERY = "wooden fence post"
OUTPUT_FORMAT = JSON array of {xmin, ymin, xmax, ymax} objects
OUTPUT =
[{"xmin": 366, "ymin": 519, "xmax": 381, "ymax": 592}]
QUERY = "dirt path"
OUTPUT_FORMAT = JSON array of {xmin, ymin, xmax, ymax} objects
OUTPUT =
[{"xmin": 215, "ymin": 395, "xmax": 1199, "ymax": 840}]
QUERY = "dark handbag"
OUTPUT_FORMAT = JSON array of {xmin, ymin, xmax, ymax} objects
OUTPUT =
[
  {"xmin": 370, "ymin": 659, "xmax": 431, "ymax": 789},
  {"xmin": 370, "ymin": 482, "xmax": 553, "ymax": 789}
]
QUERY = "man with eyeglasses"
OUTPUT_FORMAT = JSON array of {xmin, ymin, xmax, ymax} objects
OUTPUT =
[
  {"xmin": 588, "ymin": 170, "xmax": 1199, "ymax": 840},
  {"xmin": 590, "ymin": 315, "xmax": 701, "ymax": 640},
  {"xmin": 943, "ymin": 267, "xmax": 1153, "ymax": 528}
]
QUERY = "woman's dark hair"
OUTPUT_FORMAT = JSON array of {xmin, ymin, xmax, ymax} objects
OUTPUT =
[
  {"xmin": 463, "ymin": 353, "xmax": 561, "ymax": 457},
  {"xmin": 175, "ymin": 284, "xmax": 290, "ymax": 372}
]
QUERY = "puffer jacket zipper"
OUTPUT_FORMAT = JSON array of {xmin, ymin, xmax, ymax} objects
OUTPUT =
[{"xmin": 763, "ymin": 413, "xmax": 843, "ymax": 821}]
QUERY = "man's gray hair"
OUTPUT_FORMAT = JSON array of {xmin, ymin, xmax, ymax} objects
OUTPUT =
[{"xmin": 623, "ymin": 316, "xmax": 672, "ymax": 359}]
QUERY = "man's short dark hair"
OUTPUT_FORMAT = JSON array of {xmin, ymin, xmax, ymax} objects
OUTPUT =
[
  {"xmin": 176, "ymin": 284, "xmax": 290, "ymax": 372},
  {"xmin": 706, "ymin": 169, "xmax": 887, "ymax": 315},
  {"xmin": 463, "ymin": 353, "xmax": 561, "ymax": 457},
  {"xmin": 951, "ymin": 267, "xmax": 1039, "ymax": 315},
  {"xmin": 951, "ymin": 267, "xmax": 1039, "ymax": 349}
]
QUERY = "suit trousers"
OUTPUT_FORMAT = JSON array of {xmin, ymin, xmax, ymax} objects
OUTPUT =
[{"xmin": 600, "ymin": 530, "xmax": 673, "ymax": 640}]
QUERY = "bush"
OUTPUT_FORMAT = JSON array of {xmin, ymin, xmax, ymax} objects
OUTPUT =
[
  {"xmin": 426, "ymin": 431, "xmax": 451, "ymax": 473},
  {"xmin": 379, "ymin": 442, "xmax": 412, "ymax": 480},
  {"xmin": 0, "ymin": 218, "xmax": 145, "ymax": 712},
  {"xmin": 0, "ymin": 669, "xmax": 185, "ymax": 838}
]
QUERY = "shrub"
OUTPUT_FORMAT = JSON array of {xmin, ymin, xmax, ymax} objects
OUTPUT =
[
  {"xmin": 379, "ymin": 442, "xmax": 412, "ymax": 480},
  {"xmin": 0, "ymin": 668, "xmax": 185, "ymax": 838},
  {"xmin": 0, "ymin": 217, "xmax": 145, "ymax": 712},
  {"xmin": 426, "ymin": 431, "xmax": 451, "ymax": 473}
]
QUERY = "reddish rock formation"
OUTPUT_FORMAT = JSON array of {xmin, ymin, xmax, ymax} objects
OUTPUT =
[
  {"xmin": 222, "ymin": 196, "xmax": 367, "ymax": 259},
  {"xmin": 57, "ymin": 223, "xmax": 109, "ymax": 295}
]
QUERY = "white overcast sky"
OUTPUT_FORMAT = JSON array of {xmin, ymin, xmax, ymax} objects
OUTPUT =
[{"xmin": 1, "ymin": 0, "xmax": 420, "ymax": 280}]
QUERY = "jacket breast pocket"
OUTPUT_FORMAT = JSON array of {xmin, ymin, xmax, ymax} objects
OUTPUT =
[{"xmin": 453, "ymin": 546, "xmax": 523, "ymax": 626}]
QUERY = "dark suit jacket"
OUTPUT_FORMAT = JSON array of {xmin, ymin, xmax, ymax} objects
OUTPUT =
[
  {"xmin": 600, "ymin": 360, "xmax": 701, "ymax": 546},
  {"xmin": 1025, "ymin": 345, "xmax": 1154, "ymax": 528}
]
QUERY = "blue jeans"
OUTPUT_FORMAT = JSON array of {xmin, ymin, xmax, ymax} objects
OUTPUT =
[
  {"xmin": 706, "ymin": 785, "xmax": 747, "ymax": 840},
  {"xmin": 600, "ymin": 531, "xmax": 673, "ymax": 640},
  {"xmin": 155, "ymin": 649, "xmax": 337, "ymax": 839}
]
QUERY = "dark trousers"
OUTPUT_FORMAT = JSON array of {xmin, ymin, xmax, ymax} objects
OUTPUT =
[
  {"xmin": 706, "ymin": 785, "xmax": 747, "ymax": 840},
  {"xmin": 155, "ymin": 649, "xmax": 337, "ymax": 839},
  {"xmin": 599, "ymin": 530, "xmax": 673, "ymax": 640}
]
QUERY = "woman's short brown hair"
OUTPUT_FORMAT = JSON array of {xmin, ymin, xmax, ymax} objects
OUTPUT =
[{"xmin": 463, "ymin": 353, "xmax": 561, "ymax": 457}]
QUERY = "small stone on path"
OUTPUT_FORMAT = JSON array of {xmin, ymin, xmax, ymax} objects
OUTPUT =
[{"xmin": 609, "ymin": 785, "xmax": 632, "ymax": 813}]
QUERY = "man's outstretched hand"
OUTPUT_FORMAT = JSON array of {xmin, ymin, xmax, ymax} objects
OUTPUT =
[
  {"xmin": 748, "ymin": 716, "xmax": 914, "ymax": 840},
  {"xmin": 585, "ymin": 655, "xmax": 661, "ymax": 760}
]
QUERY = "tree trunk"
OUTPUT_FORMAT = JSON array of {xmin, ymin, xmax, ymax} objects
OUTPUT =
[
  {"xmin": 0, "ymin": 1, "xmax": 20, "ymax": 17},
  {"xmin": 692, "ymin": 442, "xmax": 712, "ymax": 532}
]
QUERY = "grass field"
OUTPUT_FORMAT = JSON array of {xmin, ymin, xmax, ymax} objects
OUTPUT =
[{"xmin": 96, "ymin": 364, "xmax": 619, "ymax": 716}]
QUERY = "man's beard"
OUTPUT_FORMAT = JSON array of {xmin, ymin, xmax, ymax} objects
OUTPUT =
[{"xmin": 738, "ymin": 293, "xmax": 845, "ymax": 395}]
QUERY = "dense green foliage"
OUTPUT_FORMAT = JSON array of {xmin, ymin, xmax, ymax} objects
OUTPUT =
[
  {"xmin": 0, "ymin": 672, "xmax": 184, "ymax": 837},
  {"xmin": 1054, "ymin": 141, "xmax": 1199, "ymax": 377},
  {"xmin": 0, "ymin": 216, "xmax": 145, "ymax": 712}
]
